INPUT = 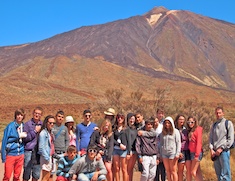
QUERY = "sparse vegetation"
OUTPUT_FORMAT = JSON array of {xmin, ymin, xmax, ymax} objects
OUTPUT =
[
  {"xmin": 0, "ymin": 87, "xmax": 234, "ymax": 180},
  {"xmin": 98, "ymin": 87, "xmax": 235, "ymax": 181}
]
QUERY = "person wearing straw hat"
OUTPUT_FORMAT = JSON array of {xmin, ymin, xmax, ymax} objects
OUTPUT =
[
  {"xmin": 65, "ymin": 116, "xmax": 77, "ymax": 147},
  {"xmin": 104, "ymin": 108, "xmax": 116, "ymax": 126}
]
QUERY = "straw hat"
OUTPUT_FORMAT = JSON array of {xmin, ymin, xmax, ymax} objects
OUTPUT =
[
  {"xmin": 104, "ymin": 108, "xmax": 116, "ymax": 116},
  {"xmin": 65, "ymin": 116, "xmax": 75, "ymax": 123}
]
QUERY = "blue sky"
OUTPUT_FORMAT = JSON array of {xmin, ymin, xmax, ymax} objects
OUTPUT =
[{"xmin": 1, "ymin": 0, "xmax": 234, "ymax": 47}]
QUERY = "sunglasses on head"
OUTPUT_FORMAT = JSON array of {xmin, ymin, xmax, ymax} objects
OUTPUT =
[{"xmin": 88, "ymin": 149, "xmax": 97, "ymax": 153}]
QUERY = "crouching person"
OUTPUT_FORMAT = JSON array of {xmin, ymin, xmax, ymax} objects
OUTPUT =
[
  {"xmin": 68, "ymin": 145, "xmax": 107, "ymax": 181},
  {"xmin": 56, "ymin": 145, "xmax": 80, "ymax": 181}
]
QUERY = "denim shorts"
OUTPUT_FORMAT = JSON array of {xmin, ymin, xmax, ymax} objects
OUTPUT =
[
  {"xmin": 162, "ymin": 153, "xmax": 176, "ymax": 159},
  {"xmin": 190, "ymin": 152, "xmax": 203, "ymax": 161},
  {"xmin": 178, "ymin": 150, "xmax": 191, "ymax": 163},
  {"xmin": 113, "ymin": 148, "xmax": 127, "ymax": 157},
  {"xmin": 78, "ymin": 173, "xmax": 106, "ymax": 181}
]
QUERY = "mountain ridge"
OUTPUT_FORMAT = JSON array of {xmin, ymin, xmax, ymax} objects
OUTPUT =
[{"xmin": 0, "ymin": 7, "xmax": 235, "ymax": 109}]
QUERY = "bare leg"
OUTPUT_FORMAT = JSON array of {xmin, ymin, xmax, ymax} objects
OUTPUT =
[
  {"xmin": 105, "ymin": 161, "xmax": 113, "ymax": 181},
  {"xmin": 121, "ymin": 157, "xmax": 128, "ymax": 181},
  {"xmin": 113, "ymin": 155, "xmax": 120, "ymax": 181}
]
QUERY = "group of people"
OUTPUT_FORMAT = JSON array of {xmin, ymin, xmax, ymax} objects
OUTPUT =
[{"xmin": 1, "ymin": 106, "xmax": 234, "ymax": 181}]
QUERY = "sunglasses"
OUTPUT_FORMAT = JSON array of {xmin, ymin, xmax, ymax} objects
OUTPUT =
[
  {"xmin": 85, "ymin": 114, "xmax": 91, "ymax": 118},
  {"xmin": 88, "ymin": 149, "xmax": 97, "ymax": 153},
  {"xmin": 48, "ymin": 122, "xmax": 55, "ymax": 125},
  {"xmin": 187, "ymin": 121, "xmax": 195, "ymax": 124}
]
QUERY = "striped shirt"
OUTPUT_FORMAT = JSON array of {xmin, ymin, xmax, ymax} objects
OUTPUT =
[{"xmin": 56, "ymin": 155, "xmax": 80, "ymax": 178}]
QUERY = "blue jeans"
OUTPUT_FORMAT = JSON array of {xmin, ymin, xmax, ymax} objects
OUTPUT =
[
  {"xmin": 214, "ymin": 150, "xmax": 231, "ymax": 181},
  {"xmin": 77, "ymin": 173, "xmax": 106, "ymax": 181},
  {"xmin": 23, "ymin": 151, "xmax": 41, "ymax": 180}
]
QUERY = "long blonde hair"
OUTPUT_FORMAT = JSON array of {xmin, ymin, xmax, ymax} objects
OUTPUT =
[{"xmin": 100, "ymin": 119, "xmax": 113, "ymax": 138}]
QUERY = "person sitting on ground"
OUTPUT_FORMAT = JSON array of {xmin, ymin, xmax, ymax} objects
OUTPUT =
[
  {"xmin": 68, "ymin": 145, "xmax": 107, "ymax": 181},
  {"xmin": 56, "ymin": 145, "xmax": 80, "ymax": 181}
]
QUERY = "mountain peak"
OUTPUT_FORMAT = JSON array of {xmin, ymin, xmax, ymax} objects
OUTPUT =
[
  {"xmin": 144, "ymin": 6, "xmax": 169, "ymax": 26},
  {"xmin": 146, "ymin": 6, "xmax": 168, "ymax": 15}
]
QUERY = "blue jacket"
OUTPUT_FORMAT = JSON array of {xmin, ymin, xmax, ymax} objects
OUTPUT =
[
  {"xmin": 38, "ymin": 128, "xmax": 54, "ymax": 161},
  {"xmin": 1, "ymin": 121, "xmax": 24, "ymax": 163}
]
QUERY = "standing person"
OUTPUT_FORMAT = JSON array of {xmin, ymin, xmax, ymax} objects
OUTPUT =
[
  {"xmin": 135, "ymin": 111, "xmax": 145, "ymax": 130},
  {"xmin": 104, "ymin": 107, "xmax": 116, "ymax": 126},
  {"xmin": 153, "ymin": 117, "xmax": 164, "ymax": 181},
  {"xmin": 154, "ymin": 117, "xmax": 163, "ymax": 138},
  {"xmin": 76, "ymin": 109, "xmax": 97, "ymax": 156},
  {"xmin": 23, "ymin": 107, "xmax": 43, "ymax": 181},
  {"xmin": 156, "ymin": 108, "xmax": 166, "ymax": 181},
  {"xmin": 65, "ymin": 116, "xmax": 77, "ymax": 146},
  {"xmin": 56, "ymin": 145, "xmax": 80, "ymax": 181},
  {"xmin": 126, "ymin": 113, "xmax": 138, "ymax": 181},
  {"xmin": 53, "ymin": 110, "xmax": 69, "ymax": 157},
  {"xmin": 112, "ymin": 113, "xmax": 128, "ymax": 181},
  {"xmin": 209, "ymin": 106, "xmax": 234, "ymax": 181},
  {"xmin": 174, "ymin": 115, "xmax": 191, "ymax": 181},
  {"xmin": 89, "ymin": 119, "xmax": 114, "ymax": 181},
  {"xmin": 136, "ymin": 118, "xmax": 159, "ymax": 181},
  {"xmin": 187, "ymin": 116, "xmax": 203, "ymax": 181},
  {"xmin": 38, "ymin": 115, "xmax": 56, "ymax": 181},
  {"xmin": 160, "ymin": 116, "xmax": 181, "ymax": 181},
  {"xmin": 1, "ymin": 108, "xmax": 27, "ymax": 181},
  {"xmin": 156, "ymin": 108, "xmax": 165, "ymax": 125},
  {"xmin": 68, "ymin": 145, "xmax": 107, "ymax": 181}
]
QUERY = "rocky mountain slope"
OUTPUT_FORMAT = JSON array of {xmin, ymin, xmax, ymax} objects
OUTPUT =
[{"xmin": 0, "ymin": 7, "xmax": 235, "ymax": 109}]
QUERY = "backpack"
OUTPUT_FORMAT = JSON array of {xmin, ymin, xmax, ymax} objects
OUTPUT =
[
  {"xmin": 213, "ymin": 120, "xmax": 234, "ymax": 149},
  {"xmin": 225, "ymin": 120, "xmax": 235, "ymax": 149}
]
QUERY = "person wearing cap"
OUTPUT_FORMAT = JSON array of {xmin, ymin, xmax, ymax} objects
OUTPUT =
[
  {"xmin": 65, "ymin": 116, "xmax": 77, "ymax": 147},
  {"xmin": 136, "ymin": 117, "xmax": 159, "ymax": 181},
  {"xmin": 104, "ymin": 108, "xmax": 116, "ymax": 126},
  {"xmin": 160, "ymin": 116, "xmax": 181, "ymax": 181},
  {"xmin": 76, "ymin": 109, "xmax": 97, "ymax": 156}
]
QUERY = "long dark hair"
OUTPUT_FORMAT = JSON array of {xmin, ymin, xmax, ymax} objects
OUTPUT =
[
  {"xmin": 113, "ymin": 113, "xmax": 126, "ymax": 131},
  {"xmin": 41, "ymin": 115, "xmax": 55, "ymax": 132},
  {"xmin": 127, "ymin": 113, "xmax": 136, "ymax": 129},
  {"xmin": 174, "ymin": 114, "xmax": 186, "ymax": 130}
]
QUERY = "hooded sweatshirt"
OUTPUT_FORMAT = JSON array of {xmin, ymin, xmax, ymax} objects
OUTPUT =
[{"xmin": 160, "ymin": 116, "xmax": 181, "ymax": 157}]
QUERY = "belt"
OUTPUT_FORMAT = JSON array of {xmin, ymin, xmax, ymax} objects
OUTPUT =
[{"xmin": 56, "ymin": 150, "xmax": 65, "ymax": 154}]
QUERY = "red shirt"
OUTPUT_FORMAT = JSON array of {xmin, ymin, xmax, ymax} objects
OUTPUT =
[{"xmin": 188, "ymin": 126, "xmax": 203, "ymax": 159}]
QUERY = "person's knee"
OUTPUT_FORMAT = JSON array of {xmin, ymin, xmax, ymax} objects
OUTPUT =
[
  {"xmin": 77, "ymin": 173, "xmax": 89, "ymax": 181},
  {"xmin": 98, "ymin": 175, "xmax": 106, "ymax": 181},
  {"xmin": 113, "ymin": 166, "xmax": 120, "ymax": 172}
]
